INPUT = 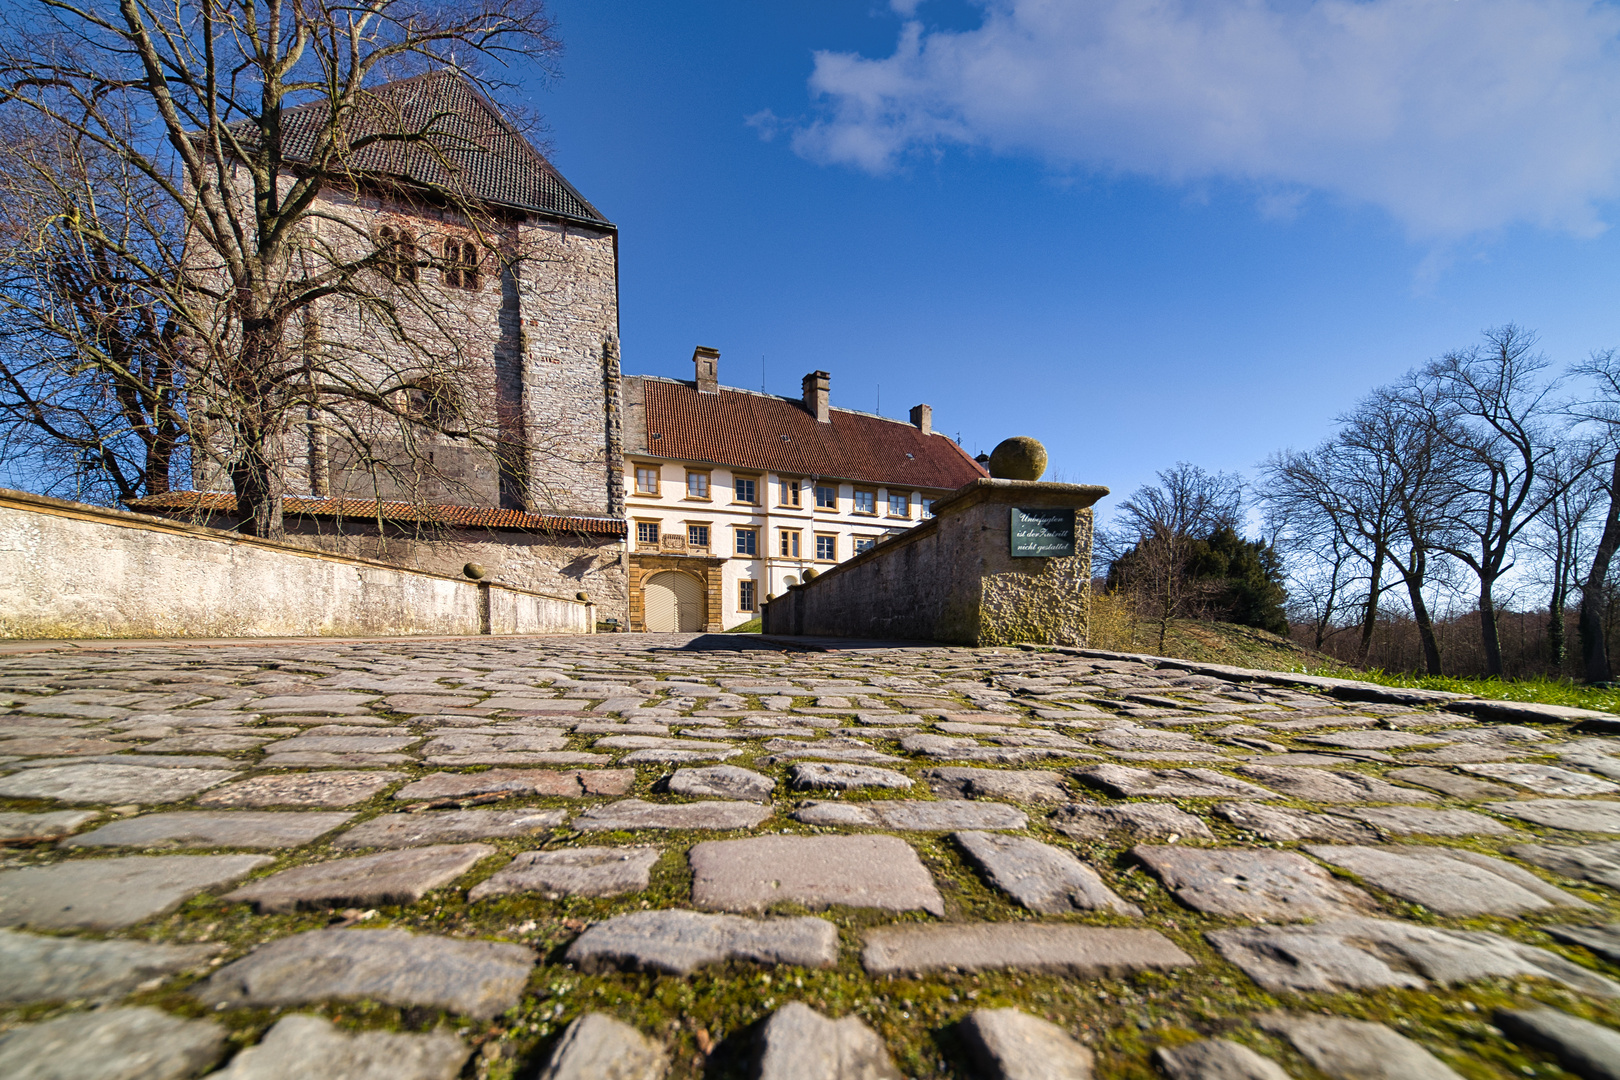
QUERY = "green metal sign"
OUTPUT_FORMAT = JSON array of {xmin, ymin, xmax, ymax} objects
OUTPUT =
[{"xmin": 1010, "ymin": 508, "xmax": 1076, "ymax": 557}]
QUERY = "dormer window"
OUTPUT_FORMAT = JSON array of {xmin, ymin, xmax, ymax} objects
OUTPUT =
[{"xmin": 443, "ymin": 238, "xmax": 481, "ymax": 290}]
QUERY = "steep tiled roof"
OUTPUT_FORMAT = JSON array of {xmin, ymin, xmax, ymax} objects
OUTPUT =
[
  {"xmin": 636, "ymin": 379, "xmax": 987, "ymax": 490},
  {"xmin": 127, "ymin": 492, "xmax": 626, "ymax": 535},
  {"xmin": 242, "ymin": 70, "xmax": 610, "ymax": 226}
]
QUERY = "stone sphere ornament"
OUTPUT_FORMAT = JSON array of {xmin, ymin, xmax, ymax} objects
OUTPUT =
[
  {"xmin": 988, "ymin": 437, "xmax": 1048, "ymax": 481},
  {"xmin": 463, "ymin": 563, "xmax": 486, "ymax": 580}
]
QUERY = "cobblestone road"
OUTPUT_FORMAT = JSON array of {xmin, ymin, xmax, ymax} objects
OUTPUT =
[{"xmin": 2, "ymin": 634, "xmax": 1619, "ymax": 1079}]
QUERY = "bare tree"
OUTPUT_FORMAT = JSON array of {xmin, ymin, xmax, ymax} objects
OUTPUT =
[
  {"xmin": 0, "ymin": 0, "xmax": 561, "ymax": 535},
  {"xmin": 1260, "ymin": 440, "xmax": 1396, "ymax": 663},
  {"xmin": 1567, "ymin": 348, "xmax": 1620, "ymax": 682},
  {"xmin": 1339, "ymin": 381, "xmax": 1462, "ymax": 676},
  {"xmin": 1523, "ymin": 435, "xmax": 1603, "ymax": 670},
  {"xmin": 1264, "ymin": 492, "xmax": 1360, "ymax": 652},
  {"xmin": 1427, "ymin": 325, "xmax": 1566, "ymax": 677},
  {"xmin": 0, "ymin": 109, "xmax": 186, "ymax": 503},
  {"xmin": 1106, "ymin": 462, "xmax": 1244, "ymax": 652}
]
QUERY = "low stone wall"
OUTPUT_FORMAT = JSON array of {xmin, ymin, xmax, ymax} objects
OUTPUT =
[
  {"xmin": 157, "ymin": 512, "xmax": 629, "ymax": 626},
  {"xmin": 762, "ymin": 478, "xmax": 1107, "ymax": 646},
  {"xmin": 0, "ymin": 489, "xmax": 593, "ymax": 639}
]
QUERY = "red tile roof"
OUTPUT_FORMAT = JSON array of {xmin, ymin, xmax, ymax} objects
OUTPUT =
[
  {"xmin": 126, "ymin": 492, "xmax": 626, "ymax": 535},
  {"xmin": 637, "ymin": 379, "xmax": 987, "ymax": 490}
]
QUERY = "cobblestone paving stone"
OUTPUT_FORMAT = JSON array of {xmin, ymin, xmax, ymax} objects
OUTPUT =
[{"xmin": 3, "ymin": 635, "xmax": 1620, "ymax": 1077}]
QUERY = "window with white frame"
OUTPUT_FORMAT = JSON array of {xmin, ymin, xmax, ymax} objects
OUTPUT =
[
  {"xmin": 815, "ymin": 484, "xmax": 837, "ymax": 509},
  {"xmin": 734, "ymin": 476, "xmax": 757, "ymax": 504},
  {"xmin": 853, "ymin": 489, "xmax": 876, "ymax": 514},
  {"xmin": 854, "ymin": 536, "xmax": 877, "ymax": 554},
  {"xmin": 686, "ymin": 470, "xmax": 710, "ymax": 499},
  {"xmin": 636, "ymin": 521, "xmax": 659, "ymax": 546},
  {"xmin": 780, "ymin": 529, "xmax": 801, "ymax": 557},
  {"xmin": 815, "ymin": 533, "xmax": 837, "ymax": 560},
  {"xmin": 634, "ymin": 466, "xmax": 659, "ymax": 495},
  {"xmin": 688, "ymin": 524, "xmax": 710, "ymax": 549},
  {"xmin": 780, "ymin": 478, "xmax": 801, "ymax": 506},
  {"xmin": 735, "ymin": 527, "xmax": 758, "ymax": 556},
  {"xmin": 739, "ymin": 580, "xmax": 757, "ymax": 611},
  {"xmin": 888, "ymin": 492, "xmax": 910, "ymax": 518}
]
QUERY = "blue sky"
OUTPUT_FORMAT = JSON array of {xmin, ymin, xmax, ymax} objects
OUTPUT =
[{"xmin": 518, "ymin": 0, "xmax": 1620, "ymax": 523}]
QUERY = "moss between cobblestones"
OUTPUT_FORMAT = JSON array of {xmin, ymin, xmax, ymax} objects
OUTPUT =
[{"xmin": 5, "ymin": 645, "xmax": 1620, "ymax": 1078}]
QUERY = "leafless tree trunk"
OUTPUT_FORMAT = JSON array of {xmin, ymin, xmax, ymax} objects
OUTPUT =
[
  {"xmin": 1568, "ymin": 349, "xmax": 1620, "ymax": 682},
  {"xmin": 1525, "ymin": 437, "xmax": 1602, "ymax": 671}
]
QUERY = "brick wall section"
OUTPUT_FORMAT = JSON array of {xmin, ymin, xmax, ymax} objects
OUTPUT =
[{"xmin": 762, "ymin": 479, "xmax": 1107, "ymax": 646}]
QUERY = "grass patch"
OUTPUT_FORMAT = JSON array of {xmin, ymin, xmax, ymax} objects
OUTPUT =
[
  {"xmin": 1294, "ymin": 666, "xmax": 1620, "ymax": 714},
  {"xmin": 1090, "ymin": 612, "xmax": 1335, "ymax": 672},
  {"xmin": 724, "ymin": 618, "xmax": 763, "ymax": 634},
  {"xmin": 1091, "ymin": 607, "xmax": 1620, "ymax": 713}
]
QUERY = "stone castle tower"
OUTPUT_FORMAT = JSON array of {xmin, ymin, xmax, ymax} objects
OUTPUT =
[{"xmin": 143, "ymin": 71, "xmax": 630, "ymax": 618}]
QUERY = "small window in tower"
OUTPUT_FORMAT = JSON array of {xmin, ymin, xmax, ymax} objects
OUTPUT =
[
  {"xmin": 443, "ymin": 238, "xmax": 481, "ymax": 290},
  {"xmin": 377, "ymin": 227, "xmax": 419, "ymax": 283},
  {"xmin": 406, "ymin": 377, "xmax": 459, "ymax": 427}
]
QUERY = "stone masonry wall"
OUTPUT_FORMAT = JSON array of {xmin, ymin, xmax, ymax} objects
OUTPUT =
[
  {"xmin": 517, "ymin": 220, "xmax": 620, "ymax": 517},
  {"xmin": 195, "ymin": 178, "xmax": 620, "ymax": 520},
  {"xmin": 0, "ymin": 490, "xmax": 593, "ymax": 639},
  {"xmin": 763, "ymin": 479, "xmax": 1107, "ymax": 646},
  {"xmin": 264, "ymin": 520, "xmax": 628, "ymax": 626}
]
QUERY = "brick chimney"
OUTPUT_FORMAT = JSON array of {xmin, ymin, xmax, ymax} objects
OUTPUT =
[
  {"xmin": 693, "ymin": 346, "xmax": 719, "ymax": 394},
  {"xmin": 909, "ymin": 404, "xmax": 932, "ymax": 435},
  {"xmin": 802, "ymin": 370, "xmax": 830, "ymax": 423}
]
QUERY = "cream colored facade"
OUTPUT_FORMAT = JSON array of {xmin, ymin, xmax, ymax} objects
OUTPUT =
[{"xmin": 624, "ymin": 458, "xmax": 954, "ymax": 630}]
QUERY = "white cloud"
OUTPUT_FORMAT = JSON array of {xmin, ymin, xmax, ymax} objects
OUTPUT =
[{"xmin": 790, "ymin": 0, "xmax": 1620, "ymax": 238}]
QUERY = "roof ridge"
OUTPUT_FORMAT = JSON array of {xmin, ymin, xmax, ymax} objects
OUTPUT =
[
  {"xmin": 635, "ymin": 377, "xmax": 987, "ymax": 490},
  {"xmin": 126, "ymin": 491, "xmax": 627, "ymax": 534},
  {"xmin": 629, "ymin": 374, "xmax": 952, "ymax": 430}
]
